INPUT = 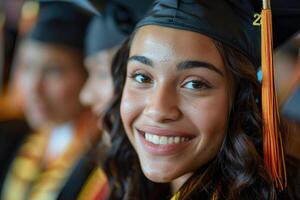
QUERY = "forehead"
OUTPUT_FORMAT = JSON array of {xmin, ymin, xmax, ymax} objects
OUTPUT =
[
  {"xmin": 17, "ymin": 40, "xmax": 80, "ymax": 67},
  {"xmin": 84, "ymin": 47, "xmax": 117, "ymax": 69},
  {"xmin": 130, "ymin": 25, "xmax": 224, "ymax": 68}
]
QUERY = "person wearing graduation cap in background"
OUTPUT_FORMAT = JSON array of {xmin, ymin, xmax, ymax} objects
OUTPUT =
[
  {"xmin": 30, "ymin": 0, "xmax": 154, "ymax": 199},
  {"xmin": 93, "ymin": 0, "xmax": 300, "ymax": 199},
  {"xmin": 0, "ymin": 2, "xmax": 103, "ymax": 200},
  {"xmin": 62, "ymin": 4, "xmax": 131, "ymax": 200},
  {"xmin": 80, "ymin": 4, "xmax": 129, "ymax": 133},
  {"xmin": 274, "ymin": 34, "xmax": 300, "ymax": 200},
  {"xmin": 269, "ymin": 1, "xmax": 300, "ymax": 199}
]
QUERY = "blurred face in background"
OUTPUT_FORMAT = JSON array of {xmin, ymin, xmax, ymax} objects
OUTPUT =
[
  {"xmin": 80, "ymin": 48, "xmax": 115, "ymax": 130},
  {"xmin": 16, "ymin": 40, "xmax": 87, "ymax": 129}
]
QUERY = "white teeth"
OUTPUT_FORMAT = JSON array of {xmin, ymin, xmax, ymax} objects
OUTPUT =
[
  {"xmin": 160, "ymin": 136, "xmax": 168, "ymax": 145},
  {"xmin": 174, "ymin": 137, "xmax": 180, "ymax": 144},
  {"xmin": 152, "ymin": 135, "xmax": 160, "ymax": 144},
  {"xmin": 144, "ymin": 132, "xmax": 189, "ymax": 145}
]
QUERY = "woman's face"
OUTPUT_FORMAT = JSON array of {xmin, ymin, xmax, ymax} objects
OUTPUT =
[
  {"xmin": 17, "ymin": 40, "xmax": 86, "ymax": 129},
  {"xmin": 80, "ymin": 49, "xmax": 115, "ymax": 130},
  {"xmin": 120, "ymin": 25, "xmax": 232, "ymax": 183}
]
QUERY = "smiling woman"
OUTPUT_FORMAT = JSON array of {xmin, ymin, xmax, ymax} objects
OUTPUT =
[
  {"xmin": 122, "ymin": 25, "xmax": 231, "ymax": 184},
  {"xmin": 103, "ymin": 0, "xmax": 278, "ymax": 200}
]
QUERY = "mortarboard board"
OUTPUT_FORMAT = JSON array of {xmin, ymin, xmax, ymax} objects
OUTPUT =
[
  {"xmin": 84, "ymin": 0, "xmax": 154, "ymax": 56},
  {"xmin": 42, "ymin": 0, "xmax": 155, "ymax": 56},
  {"xmin": 84, "ymin": 13, "xmax": 127, "ymax": 57},
  {"xmin": 29, "ymin": 2, "xmax": 90, "ymax": 51},
  {"xmin": 39, "ymin": 0, "xmax": 101, "ymax": 15}
]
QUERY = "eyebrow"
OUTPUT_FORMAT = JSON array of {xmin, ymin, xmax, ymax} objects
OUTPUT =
[
  {"xmin": 177, "ymin": 60, "xmax": 224, "ymax": 77},
  {"xmin": 128, "ymin": 55, "xmax": 153, "ymax": 67},
  {"xmin": 128, "ymin": 55, "xmax": 224, "ymax": 77}
]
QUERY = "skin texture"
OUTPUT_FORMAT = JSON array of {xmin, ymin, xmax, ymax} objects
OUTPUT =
[
  {"xmin": 80, "ymin": 48, "xmax": 115, "ymax": 130},
  {"xmin": 16, "ymin": 40, "xmax": 86, "ymax": 129},
  {"xmin": 120, "ymin": 25, "xmax": 232, "ymax": 186}
]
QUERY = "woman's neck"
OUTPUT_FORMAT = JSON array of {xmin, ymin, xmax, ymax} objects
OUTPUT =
[{"xmin": 171, "ymin": 173, "xmax": 193, "ymax": 194}]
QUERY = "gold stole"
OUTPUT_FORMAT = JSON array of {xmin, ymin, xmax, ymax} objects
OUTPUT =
[
  {"xmin": 77, "ymin": 167, "xmax": 109, "ymax": 200},
  {"xmin": 170, "ymin": 190, "xmax": 219, "ymax": 200},
  {"xmin": 1, "ymin": 112, "xmax": 93, "ymax": 200}
]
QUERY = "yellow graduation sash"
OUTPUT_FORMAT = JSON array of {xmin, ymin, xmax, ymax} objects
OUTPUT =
[{"xmin": 1, "ymin": 111, "xmax": 95, "ymax": 200}]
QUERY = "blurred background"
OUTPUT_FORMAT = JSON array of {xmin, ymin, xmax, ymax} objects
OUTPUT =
[{"xmin": 0, "ymin": 0, "xmax": 37, "ymax": 118}]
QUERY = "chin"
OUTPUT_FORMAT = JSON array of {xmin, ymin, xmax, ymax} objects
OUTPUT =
[
  {"xmin": 144, "ymin": 172, "xmax": 172, "ymax": 183},
  {"xmin": 140, "ymin": 163, "xmax": 176, "ymax": 183}
]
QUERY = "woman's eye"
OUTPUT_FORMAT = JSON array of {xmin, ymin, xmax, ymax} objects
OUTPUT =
[
  {"xmin": 132, "ymin": 73, "xmax": 152, "ymax": 84},
  {"xmin": 182, "ymin": 80, "xmax": 210, "ymax": 90}
]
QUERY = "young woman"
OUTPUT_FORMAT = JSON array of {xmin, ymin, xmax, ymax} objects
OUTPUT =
[
  {"xmin": 76, "ymin": 10, "xmax": 128, "ymax": 200},
  {"xmin": 0, "ymin": 3, "xmax": 99, "ymax": 200},
  {"xmin": 103, "ymin": 0, "xmax": 278, "ymax": 199}
]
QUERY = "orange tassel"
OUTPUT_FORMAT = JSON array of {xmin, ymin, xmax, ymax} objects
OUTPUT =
[{"xmin": 261, "ymin": 0, "xmax": 287, "ymax": 191}]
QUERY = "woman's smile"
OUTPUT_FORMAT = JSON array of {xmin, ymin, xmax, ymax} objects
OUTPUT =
[{"xmin": 135, "ymin": 126, "xmax": 196, "ymax": 156}]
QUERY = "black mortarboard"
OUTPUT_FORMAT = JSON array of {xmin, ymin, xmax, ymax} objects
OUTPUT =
[
  {"xmin": 136, "ymin": 0, "xmax": 260, "ymax": 67},
  {"xmin": 85, "ymin": 14, "xmax": 126, "ymax": 56},
  {"xmin": 29, "ymin": 2, "xmax": 90, "ymax": 51},
  {"xmin": 46, "ymin": 0, "xmax": 155, "ymax": 56},
  {"xmin": 39, "ymin": 0, "xmax": 101, "ymax": 15},
  {"xmin": 135, "ymin": 0, "xmax": 300, "ymax": 68},
  {"xmin": 49, "ymin": 0, "xmax": 155, "ymax": 32},
  {"xmin": 84, "ymin": 1, "xmax": 136, "ymax": 56}
]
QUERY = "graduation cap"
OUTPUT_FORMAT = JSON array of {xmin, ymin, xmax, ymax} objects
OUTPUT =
[
  {"xmin": 29, "ymin": 1, "xmax": 90, "ymax": 51},
  {"xmin": 38, "ymin": 0, "xmax": 155, "ymax": 56},
  {"xmin": 38, "ymin": 0, "xmax": 157, "ymax": 35},
  {"xmin": 39, "ymin": 0, "xmax": 102, "ymax": 15},
  {"xmin": 84, "ymin": 10, "xmax": 127, "ymax": 56}
]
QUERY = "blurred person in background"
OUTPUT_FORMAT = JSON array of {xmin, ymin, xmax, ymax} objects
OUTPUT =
[
  {"xmin": 70, "ymin": 1, "xmax": 154, "ymax": 199},
  {"xmin": 0, "ymin": 0, "xmax": 35, "ymax": 192},
  {"xmin": 59, "ymin": 5, "xmax": 128, "ymax": 199},
  {"xmin": 274, "ymin": 33, "xmax": 300, "ymax": 200},
  {"xmin": 0, "ymin": 2, "xmax": 103, "ymax": 200}
]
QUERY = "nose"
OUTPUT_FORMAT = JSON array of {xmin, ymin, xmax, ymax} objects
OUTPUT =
[
  {"xmin": 143, "ymin": 84, "xmax": 182, "ymax": 123},
  {"xmin": 79, "ymin": 80, "xmax": 95, "ymax": 107}
]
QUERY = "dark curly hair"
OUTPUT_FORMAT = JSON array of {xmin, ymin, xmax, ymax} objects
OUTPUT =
[{"xmin": 102, "ymin": 35, "xmax": 276, "ymax": 199}]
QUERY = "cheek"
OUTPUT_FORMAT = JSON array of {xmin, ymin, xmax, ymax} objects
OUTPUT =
[
  {"xmin": 120, "ymin": 85, "xmax": 145, "ymax": 138},
  {"xmin": 20, "ymin": 74, "xmax": 35, "ymax": 97},
  {"xmin": 193, "ymin": 99, "xmax": 228, "ymax": 132},
  {"xmin": 96, "ymin": 77, "xmax": 114, "ymax": 103},
  {"xmin": 47, "ymin": 74, "xmax": 84, "ymax": 104},
  {"xmin": 187, "ymin": 92, "xmax": 229, "ymax": 152}
]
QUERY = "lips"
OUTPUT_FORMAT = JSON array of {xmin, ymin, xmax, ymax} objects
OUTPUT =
[{"xmin": 135, "ymin": 126, "xmax": 195, "ymax": 156}]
